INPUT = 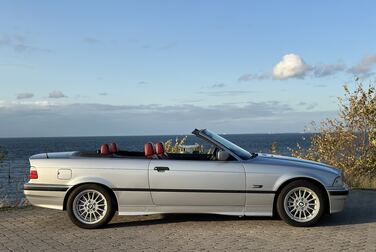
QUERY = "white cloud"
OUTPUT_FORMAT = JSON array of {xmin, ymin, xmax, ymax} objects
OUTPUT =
[
  {"xmin": 0, "ymin": 63, "xmax": 33, "ymax": 69},
  {"xmin": 272, "ymin": 54, "xmax": 309, "ymax": 80},
  {"xmin": 49, "ymin": 90, "xmax": 67, "ymax": 99},
  {"xmin": 238, "ymin": 54, "xmax": 376, "ymax": 82},
  {"xmin": 0, "ymin": 101, "xmax": 328, "ymax": 137},
  {"xmin": 16, "ymin": 92, "xmax": 34, "ymax": 99},
  {"xmin": 348, "ymin": 54, "xmax": 376, "ymax": 74},
  {"xmin": 297, "ymin": 102, "xmax": 318, "ymax": 110},
  {"xmin": 238, "ymin": 73, "xmax": 270, "ymax": 81},
  {"xmin": 313, "ymin": 63, "xmax": 346, "ymax": 77},
  {"xmin": 0, "ymin": 34, "xmax": 50, "ymax": 53},
  {"xmin": 211, "ymin": 83, "xmax": 225, "ymax": 88},
  {"xmin": 0, "ymin": 100, "xmax": 55, "ymax": 108},
  {"xmin": 158, "ymin": 42, "xmax": 177, "ymax": 50},
  {"xmin": 197, "ymin": 90, "xmax": 253, "ymax": 96},
  {"xmin": 82, "ymin": 37, "xmax": 100, "ymax": 44},
  {"xmin": 32, "ymin": 100, "xmax": 54, "ymax": 107}
]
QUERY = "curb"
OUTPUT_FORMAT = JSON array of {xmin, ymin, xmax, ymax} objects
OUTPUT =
[{"xmin": 350, "ymin": 188, "xmax": 376, "ymax": 191}]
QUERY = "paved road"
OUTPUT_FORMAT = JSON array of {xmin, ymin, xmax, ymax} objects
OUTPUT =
[{"xmin": 0, "ymin": 190, "xmax": 375, "ymax": 251}]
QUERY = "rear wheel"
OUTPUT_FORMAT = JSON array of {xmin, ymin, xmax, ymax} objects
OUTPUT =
[
  {"xmin": 67, "ymin": 184, "xmax": 115, "ymax": 229},
  {"xmin": 277, "ymin": 180, "xmax": 326, "ymax": 227}
]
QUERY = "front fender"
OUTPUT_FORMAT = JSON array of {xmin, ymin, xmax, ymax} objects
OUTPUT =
[{"xmin": 273, "ymin": 172, "xmax": 332, "ymax": 192}]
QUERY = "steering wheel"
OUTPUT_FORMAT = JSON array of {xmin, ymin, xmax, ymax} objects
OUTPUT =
[{"xmin": 211, "ymin": 147, "xmax": 219, "ymax": 160}]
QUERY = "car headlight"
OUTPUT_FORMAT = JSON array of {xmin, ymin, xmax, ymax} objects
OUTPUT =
[{"xmin": 332, "ymin": 176, "xmax": 344, "ymax": 187}]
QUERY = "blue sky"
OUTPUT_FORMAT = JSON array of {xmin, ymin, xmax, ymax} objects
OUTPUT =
[{"xmin": 1, "ymin": 0, "xmax": 376, "ymax": 137}]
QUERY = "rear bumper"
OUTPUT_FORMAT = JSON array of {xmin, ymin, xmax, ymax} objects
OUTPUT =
[
  {"xmin": 24, "ymin": 183, "xmax": 69, "ymax": 210},
  {"xmin": 327, "ymin": 187, "xmax": 349, "ymax": 214}
]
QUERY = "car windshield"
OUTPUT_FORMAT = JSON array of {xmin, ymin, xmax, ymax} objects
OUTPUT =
[{"xmin": 201, "ymin": 129, "xmax": 252, "ymax": 160}]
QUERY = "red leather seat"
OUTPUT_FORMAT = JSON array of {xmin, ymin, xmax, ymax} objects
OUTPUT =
[
  {"xmin": 144, "ymin": 143, "xmax": 155, "ymax": 159},
  {"xmin": 155, "ymin": 142, "xmax": 165, "ymax": 159},
  {"xmin": 111, "ymin": 143, "xmax": 118, "ymax": 153},
  {"xmin": 100, "ymin": 144, "xmax": 110, "ymax": 155}
]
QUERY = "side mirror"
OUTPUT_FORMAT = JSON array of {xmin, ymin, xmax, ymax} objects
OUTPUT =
[{"xmin": 217, "ymin": 150, "xmax": 230, "ymax": 161}]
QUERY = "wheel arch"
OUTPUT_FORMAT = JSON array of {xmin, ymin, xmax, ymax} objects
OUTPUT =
[
  {"xmin": 63, "ymin": 182, "xmax": 119, "ymax": 211},
  {"xmin": 272, "ymin": 177, "xmax": 330, "ymax": 217}
]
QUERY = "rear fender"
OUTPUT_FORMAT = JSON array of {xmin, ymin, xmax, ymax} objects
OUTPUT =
[
  {"xmin": 68, "ymin": 176, "xmax": 115, "ymax": 189},
  {"xmin": 63, "ymin": 176, "xmax": 118, "ymax": 210}
]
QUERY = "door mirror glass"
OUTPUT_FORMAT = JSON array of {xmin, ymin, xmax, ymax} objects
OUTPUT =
[{"xmin": 217, "ymin": 150, "xmax": 230, "ymax": 161}]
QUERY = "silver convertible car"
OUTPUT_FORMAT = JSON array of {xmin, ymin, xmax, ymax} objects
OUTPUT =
[{"xmin": 24, "ymin": 129, "xmax": 348, "ymax": 228}]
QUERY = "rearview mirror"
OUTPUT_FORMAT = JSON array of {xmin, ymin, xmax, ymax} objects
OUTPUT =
[{"xmin": 217, "ymin": 150, "xmax": 230, "ymax": 161}]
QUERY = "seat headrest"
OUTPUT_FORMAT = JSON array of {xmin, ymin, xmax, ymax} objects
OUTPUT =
[
  {"xmin": 155, "ymin": 142, "xmax": 164, "ymax": 155},
  {"xmin": 111, "ymin": 143, "xmax": 118, "ymax": 153},
  {"xmin": 100, "ymin": 144, "xmax": 110, "ymax": 155},
  {"xmin": 144, "ymin": 143, "xmax": 155, "ymax": 158}
]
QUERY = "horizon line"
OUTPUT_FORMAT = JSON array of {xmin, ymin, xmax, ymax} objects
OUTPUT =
[{"xmin": 0, "ymin": 132, "xmax": 317, "ymax": 139}]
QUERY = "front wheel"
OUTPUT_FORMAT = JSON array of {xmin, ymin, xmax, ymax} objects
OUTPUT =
[
  {"xmin": 67, "ymin": 184, "xmax": 115, "ymax": 229},
  {"xmin": 277, "ymin": 180, "xmax": 326, "ymax": 227}
]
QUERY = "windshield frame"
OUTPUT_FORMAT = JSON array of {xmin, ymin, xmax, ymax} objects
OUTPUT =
[{"xmin": 193, "ymin": 129, "xmax": 252, "ymax": 160}]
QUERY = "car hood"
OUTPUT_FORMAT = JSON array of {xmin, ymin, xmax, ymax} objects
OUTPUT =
[{"xmin": 251, "ymin": 153, "xmax": 340, "ymax": 175}]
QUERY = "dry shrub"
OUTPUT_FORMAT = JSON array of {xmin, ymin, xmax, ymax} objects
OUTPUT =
[
  {"xmin": 271, "ymin": 142, "xmax": 278, "ymax": 155},
  {"xmin": 164, "ymin": 136, "xmax": 188, "ymax": 153},
  {"xmin": 0, "ymin": 147, "xmax": 6, "ymax": 208},
  {"xmin": 290, "ymin": 81, "xmax": 376, "ymax": 188},
  {"xmin": 0, "ymin": 147, "xmax": 5, "ymax": 162},
  {"xmin": 164, "ymin": 136, "xmax": 205, "ymax": 154}
]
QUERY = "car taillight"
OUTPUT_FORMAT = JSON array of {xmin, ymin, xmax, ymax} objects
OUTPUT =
[{"xmin": 29, "ymin": 169, "xmax": 38, "ymax": 179}]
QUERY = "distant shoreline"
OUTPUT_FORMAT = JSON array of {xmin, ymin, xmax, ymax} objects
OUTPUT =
[{"xmin": 0, "ymin": 132, "xmax": 317, "ymax": 139}]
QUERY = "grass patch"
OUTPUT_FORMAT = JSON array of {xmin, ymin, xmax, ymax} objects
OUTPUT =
[{"xmin": 346, "ymin": 174, "xmax": 376, "ymax": 189}]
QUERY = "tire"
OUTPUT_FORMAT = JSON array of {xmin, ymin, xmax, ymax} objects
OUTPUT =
[
  {"xmin": 67, "ymin": 184, "xmax": 115, "ymax": 229},
  {"xmin": 276, "ymin": 180, "xmax": 326, "ymax": 227}
]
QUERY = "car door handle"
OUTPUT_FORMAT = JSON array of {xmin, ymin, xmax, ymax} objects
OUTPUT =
[{"xmin": 154, "ymin": 166, "xmax": 170, "ymax": 172}]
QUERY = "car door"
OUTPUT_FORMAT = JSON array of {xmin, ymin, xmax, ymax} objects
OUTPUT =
[{"xmin": 148, "ymin": 159, "xmax": 246, "ymax": 211}]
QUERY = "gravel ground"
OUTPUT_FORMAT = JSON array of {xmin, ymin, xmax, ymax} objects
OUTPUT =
[{"xmin": 0, "ymin": 190, "xmax": 375, "ymax": 251}]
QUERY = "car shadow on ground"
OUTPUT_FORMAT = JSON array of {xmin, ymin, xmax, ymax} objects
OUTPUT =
[
  {"xmin": 106, "ymin": 190, "xmax": 376, "ymax": 229},
  {"xmin": 106, "ymin": 214, "xmax": 273, "ymax": 229},
  {"xmin": 319, "ymin": 190, "xmax": 376, "ymax": 227}
]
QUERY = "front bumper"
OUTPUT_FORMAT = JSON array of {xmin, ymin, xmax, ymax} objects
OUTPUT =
[{"xmin": 327, "ymin": 187, "xmax": 349, "ymax": 214}]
